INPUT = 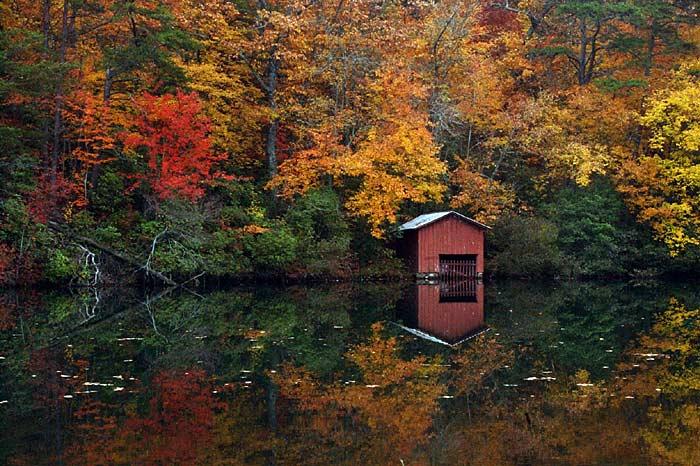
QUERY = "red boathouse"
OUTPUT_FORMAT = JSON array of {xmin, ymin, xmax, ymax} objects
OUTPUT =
[{"xmin": 398, "ymin": 211, "xmax": 490, "ymax": 279}]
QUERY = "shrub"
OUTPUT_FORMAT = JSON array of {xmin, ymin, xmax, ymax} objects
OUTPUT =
[
  {"xmin": 243, "ymin": 224, "xmax": 298, "ymax": 273},
  {"xmin": 487, "ymin": 215, "xmax": 567, "ymax": 278},
  {"xmin": 285, "ymin": 188, "xmax": 352, "ymax": 276},
  {"xmin": 44, "ymin": 249, "xmax": 78, "ymax": 283}
]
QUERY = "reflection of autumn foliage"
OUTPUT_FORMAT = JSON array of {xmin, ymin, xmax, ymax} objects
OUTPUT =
[
  {"xmin": 538, "ymin": 298, "xmax": 700, "ymax": 465},
  {"xmin": 64, "ymin": 399, "xmax": 120, "ymax": 466},
  {"xmin": 435, "ymin": 307, "xmax": 700, "ymax": 466},
  {"xmin": 119, "ymin": 369, "xmax": 224, "ymax": 465},
  {"xmin": 273, "ymin": 323, "xmax": 446, "ymax": 464},
  {"xmin": 449, "ymin": 335, "xmax": 513, "ymax": 398},
  {"xmin": 60, "ymin": 369, "xmax": 225, "ymax": 465}
]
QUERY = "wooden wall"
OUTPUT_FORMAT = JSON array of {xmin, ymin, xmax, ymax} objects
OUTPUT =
[
  {"xmin": 416, "ymin": 283, "xmax": 484, "ymax": 344},
  {"xmin": 416, "ymin": 217, "xmax": 485, "ymax": 274}
]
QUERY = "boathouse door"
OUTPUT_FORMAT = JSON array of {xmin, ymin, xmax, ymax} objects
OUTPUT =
[{"xmin": 439, "ymin": 254, "xmax": 477, "ymax": 280}]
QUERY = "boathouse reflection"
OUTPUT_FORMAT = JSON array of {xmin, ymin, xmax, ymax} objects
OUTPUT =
[{"xmin": 396, "ymin": 280, "xmax": 487, "ymax": 346}]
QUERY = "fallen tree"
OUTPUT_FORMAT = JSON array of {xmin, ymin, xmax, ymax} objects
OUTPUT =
[{"xmin": 47, "ymin": 221, "xmax": 178, "ymax": 287}]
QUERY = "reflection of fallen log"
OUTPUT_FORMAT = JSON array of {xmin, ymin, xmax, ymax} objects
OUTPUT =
[
  {"xmin": 47, "ymin": 286, "xmax": 176, "ymax": 348},
  {"xmin": 47, "ymin": 221, "xmax": 177, "ymax": 286}
]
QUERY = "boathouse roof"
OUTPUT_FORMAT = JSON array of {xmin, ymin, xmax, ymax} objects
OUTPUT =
[{"xmin": 399, "ymin": 211, "xmax": 491, "ymax": 231}]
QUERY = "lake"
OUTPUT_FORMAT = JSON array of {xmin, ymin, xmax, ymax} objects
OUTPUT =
[{"xmin": 1, "ymin": 280, "xmax": 699, "ymax": 465}]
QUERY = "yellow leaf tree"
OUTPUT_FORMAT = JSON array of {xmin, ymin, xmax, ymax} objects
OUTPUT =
[{"xmin": 618, "ymin": 60, "xmax": 700, "ymax": 253}]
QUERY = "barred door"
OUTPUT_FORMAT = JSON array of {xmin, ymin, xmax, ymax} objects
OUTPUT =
[{"xmin": 439, "ymin": 254, "xmax": 477, "ymax": 280}]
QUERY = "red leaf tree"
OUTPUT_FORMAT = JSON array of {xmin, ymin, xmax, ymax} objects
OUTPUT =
[{"xmin": 121, "ymin": 90, "xmax": 227, "ymax": 202}]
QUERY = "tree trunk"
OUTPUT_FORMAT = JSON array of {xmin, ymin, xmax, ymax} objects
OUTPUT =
[
  {"xmin": 50, "ymin": 0, "xmax": 70, "ymax": 192},
  {"xmin": 103, "ymin": 68, "xmax": 115, "ymax": 102},
  {"xmin": 644, "ymin": 25, "xmax": 655, "ymax": 77},
  {"xmin": 265, "ymin": 55, "xmax": 280, "ymax": 179},
  {"xmin": 41, "ymin": 0, "xmax": 51, "ymax": 172},
  {"xmin": 578, "ymin": 18, "xmax": 588, "ymax": 85}
]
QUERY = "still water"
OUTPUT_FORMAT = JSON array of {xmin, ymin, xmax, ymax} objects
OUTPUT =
[{"xmin": 0, "ymin": 280, "xmax": 699, "ymax": 465}]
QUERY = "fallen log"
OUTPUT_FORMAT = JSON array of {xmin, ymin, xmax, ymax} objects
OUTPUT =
[{"xmin": 47, "ymin": 221, "xmax": 177, "ymax": 286}]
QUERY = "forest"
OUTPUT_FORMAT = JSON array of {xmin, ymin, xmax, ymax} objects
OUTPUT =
[{"xmin": 1, "ymin": 0, "xmax": 699, "ymax": 285}]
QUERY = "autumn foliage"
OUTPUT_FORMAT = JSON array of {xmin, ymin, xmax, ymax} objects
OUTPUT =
[
  {"xmin": 0, "ymin": 0, "xmax": 700, "ymax": 281},
  {"xmin": 119, "ymin": 91, "xmax": 226, "ymax": 202}
]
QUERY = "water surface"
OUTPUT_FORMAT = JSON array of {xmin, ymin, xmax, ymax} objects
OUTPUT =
[{"xmin": 1, "ymin": 280, "xmax": 699, "ymax": 465}]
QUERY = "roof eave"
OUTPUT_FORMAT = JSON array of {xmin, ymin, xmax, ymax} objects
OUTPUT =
[{"xmin": 399, "ymin": 211, "xmax": 491, "ymax": 231}]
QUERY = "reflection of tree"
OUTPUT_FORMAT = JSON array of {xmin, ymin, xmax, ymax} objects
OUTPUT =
[
  {"xmin": 434, "ymin": 298, "xmax": 700, "ymax": 466},
  {"xmin": 621, "ymin": 299, "xmax": 700, "ymax": 466},
  {"xmin": 539, "ymin": 298, "xmax": 700, "ymax": 465},
  {"xmin": 273, "ymin": 323, "xmax": 446, "ymax": 465},
  {"xmin": 60, "ymin": 369, "xmax": 223, "ymax": 465}
]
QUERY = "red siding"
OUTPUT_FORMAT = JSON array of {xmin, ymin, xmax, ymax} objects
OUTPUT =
[
  {"xmin": 416, "ymin": 216, "xmax": 485, "ymax": 274},
  {"xmin": 416, "ymin": 283, "xmax": 484, "ymax": 344}
]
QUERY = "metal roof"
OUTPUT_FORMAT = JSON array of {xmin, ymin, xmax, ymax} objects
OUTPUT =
[{"xmin": 398, "ymin": 211, "xmax": 491, "ymax": 231}]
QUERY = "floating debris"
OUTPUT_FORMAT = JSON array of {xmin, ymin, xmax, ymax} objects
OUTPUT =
[
  {"xmin": 112, "ymin": 375, "xmax": 123, "ymax": 380},
  {"xmin": 83, "ymin": 382, "xmax": 114, "ymax": 387},
  {"xmin": 0, "ymin": 400, "xmax": 8, "ymax": 404},
  {"xmin": 503, "ymin": 384, "xmax": 519, "ymax": 387},
  {"xmin": 116, "ymin": 337, "xmax": 144, "ymax": 341},
  {"xmin": 576, "ymin": 383, "xmax": 594, "ymax": 387},
  {"xmin": 605, "ymin": 349, "xmax": 614, "ymax": 353},
  {"xmin": 123, "ymin": 359, "xmax": 134, "ymax": 363},
  {"xmin": 63, "ymin": 395, "xmax": 73, "ymax": 399},
  {"xmin": 113, "ymin": 387, "xmax": 124, "ymax": 392},
  {"xmin": 524, "ymin": 376, "xmax": 556, "ymax": 381},
  {"xmin": 75, "ymin": 390, "xmax": 98, "ymax": 395},
  {"xmin": 365, "ymin": 384, "xmax": 380, "ymax": 388},
  {"xmin": 60, "ymin": 374, "xmax": 72, "ymax": 378},
  {"xmin": 624, "ymin": 396, "xmax": 635, "ymax": 399},
  {"xmin": 333, "ymin": 325, "xmax": 344, "ymax": 329},
  {"xmin": 439, "ymin": 395, "xmax": 455, "ymax": 399}
]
